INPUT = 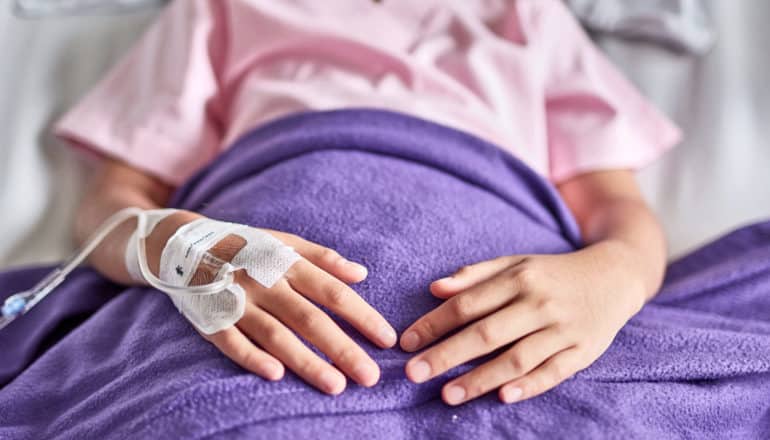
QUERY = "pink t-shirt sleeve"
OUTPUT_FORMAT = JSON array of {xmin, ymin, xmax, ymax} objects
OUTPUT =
[
  {"xmin": 535, "ymin": 0, "xmax": 682, "ymax": 183},
  {"xmin": 53, "ymin": 0, "xmax": 227, "ymax": 187}
]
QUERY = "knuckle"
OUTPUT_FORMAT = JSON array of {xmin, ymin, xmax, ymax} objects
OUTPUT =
[
  {"xmin": 464, "ymin": 375, "xmax": 487, "ymax": 396},
  {"xmin": 263, "ymin": 324, "xmax": 284, "ymax": 347},
  {"xmin": 295, "ymin": 309, "xmax": 320, "ymax": 331},
  {"xmin": 297, "ymin": 357, "xmax": 320, "ymax": 378},
  {"xmin": 320, "ymin": 248, "xmax": 343, "ymax": 266},
  {"xmin": 323, "ymin": 283, "xmax": 348, "ymax": 307},
  {"xmin": 420, "ymin": 318, "xmax": 440, "ymax": 340},
  {"xmin": 514, "ymin": 266, "xmax": 538, "ymax": 291},
  {"xmin": 430, "ymin": 351, "xmax": 451, "ymax": 372},
  {"xmin": 282, "ymin": 264, "xmax": 301, "ymax": 283},
  {"xmin": 475, "ymin": 320, "xmax": 499, "ymax": 347},
  {"xmin": 507, "ymin": 352, "xmax": 526, "ymax": 376},
  {"xmin": 239, "ymin": 349, "xmax": 258, "ymax": 369},
  {"xmin": 333, "ymin": 345, "xmax": 359, "ymax": 367},
  {"xmin": 450, "ymin": 294, "xmax": 475, "ymax": 321},
  {"xmin": 500, "ymin": 267, "xmax": 520, "ymax": 292}
]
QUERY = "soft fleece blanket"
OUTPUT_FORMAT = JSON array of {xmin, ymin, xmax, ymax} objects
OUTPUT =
[{"xmin": 1, "ymin": 110, "xmax": 768, "ymax": 439}]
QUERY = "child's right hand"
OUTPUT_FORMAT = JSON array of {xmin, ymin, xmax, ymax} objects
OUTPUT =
[{"xmin": 145, "ymin": 212, "xmax": 397, "ymax": 395}]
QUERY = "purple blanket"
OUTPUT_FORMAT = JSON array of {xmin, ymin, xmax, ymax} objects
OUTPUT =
[{"xmin": 1, "ymin": 110, "xmax": 769, "ymax": 439}]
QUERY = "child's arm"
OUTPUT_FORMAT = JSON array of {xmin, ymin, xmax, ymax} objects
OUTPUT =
[
  {"xmin": 77, "ymin": 159, "xmax": 397, "ymax": 394},
  {"xmin": 75, "ymin": 159, "xmax": 175, "ymax": 284},
  {"xmin": 399, "ymin": 170, "xmax": 666, "ymax": 405},
  {"xmin": 558, "ymin": 170, "xmax": 667, "ymax": 303}
]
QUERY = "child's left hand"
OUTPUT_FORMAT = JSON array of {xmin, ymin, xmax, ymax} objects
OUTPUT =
[{"xmin": 400, "ymin": 242, "xmax": 648, "ymax": 405}]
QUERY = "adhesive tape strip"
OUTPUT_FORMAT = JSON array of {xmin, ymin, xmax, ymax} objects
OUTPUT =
[
  {"xmin": 158, "ymin": 217, "xmax": 300, "ymax": 334},
  {"xmin": 124, "ymin": 209, "xmax": 180, "ymax": 283}
]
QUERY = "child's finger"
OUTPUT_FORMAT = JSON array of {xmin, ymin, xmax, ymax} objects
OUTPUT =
[
  {"xmin": 430, "ymin": 255, "xmax": 525, "ymax": 298},
  {"xmin": 498, "ymin": 348, "xmax": 585, "ymax": 404},
  {"xmin": 439, "ymin": 327, "xmax": 571, "ymax": 406},
  {"xmin": 236, "ymin": 303, "xmax": 348, "ymax": 395},
  {"xmin": 265, "ymin": 230, "xmax": 367, "ymax": 284},
  {"xmin": 405, "ymin": 300, "xmax": 545, "ymax": 384},
  {"xmin": 286, "ymin": 259, "xmax": 397, "ymax": 349},
  {"xmin": 254, "ymin": 277, "xmax": 381, "ymax": 387},
  {"xmin": 207, "ymin": 327, "xmax": 284, "ymax": 381},
  {"xmin": 401, "ymin": 268, "xmax": 525, "ymax": 352}
]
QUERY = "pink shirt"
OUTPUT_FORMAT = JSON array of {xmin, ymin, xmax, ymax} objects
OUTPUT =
[{"xmin": 54, "ymin": 0, "xmax": 681, "ymax": 187}]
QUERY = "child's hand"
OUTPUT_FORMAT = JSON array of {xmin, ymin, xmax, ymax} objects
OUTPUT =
[
  {"xmin": 399, "ymin": 242, "xmax": 647, "ymax": 405},
  {"xmin": 146, "ymin": 214, "xmax": 397, "ymax": 395},
  {"xmin": 209, "ymin": 230, "xmax": 398, "ymax": 394}
]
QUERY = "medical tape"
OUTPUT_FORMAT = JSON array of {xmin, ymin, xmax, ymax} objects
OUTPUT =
[
  {"xmin": 166, "ymin": 282, "xmax": 247, "ymax": 336},
  {"xmin": 159, "ymin": 218, "xmax": 242, "ymax": 287},
  {"xmin": 230, "ymin": 227, "xmax": 303, "ymax": 289},
  {"xmin": 156, "ymin": 216, "xmax": 301, "ymax": 334},
  {"xmin": 124, "ymin": 209, "xmax": 179, "ymax": 282}
]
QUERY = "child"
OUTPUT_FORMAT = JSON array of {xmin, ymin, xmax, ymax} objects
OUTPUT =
[{"xmin": 54, "ymin": 0, "xmax": 680, "ymax": 405}]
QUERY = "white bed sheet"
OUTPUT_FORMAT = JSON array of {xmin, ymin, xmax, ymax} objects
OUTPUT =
[{"xmin": 0, "ymin": 1, "xmax": 768, "ymax": 270}]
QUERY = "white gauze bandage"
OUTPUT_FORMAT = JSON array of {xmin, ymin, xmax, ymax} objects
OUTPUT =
[{"xmin": 157, "ymin": 217, "xmax": 301, "ymax": 334}]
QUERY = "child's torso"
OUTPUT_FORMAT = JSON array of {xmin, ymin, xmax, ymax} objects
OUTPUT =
[{"xmin": 219, "ymin": 0, "xmax": 549, "ymax": 175}]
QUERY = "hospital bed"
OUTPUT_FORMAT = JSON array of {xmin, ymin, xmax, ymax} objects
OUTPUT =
[{"xmin": 0, "ymin": 0, "xmax": 768, "ymax": 269}]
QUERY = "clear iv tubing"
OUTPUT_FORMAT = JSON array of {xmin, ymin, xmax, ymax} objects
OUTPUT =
[{"xmin": 0, "ymin": 207, "xmax": 237, "ymax": 331}]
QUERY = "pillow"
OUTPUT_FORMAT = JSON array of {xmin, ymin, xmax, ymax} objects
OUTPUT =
[
  {"xmin": 566, "ymin": 0, "xmax": 715, "ymax": 54},
  {"xmin": 13, "ymin": 0, "xmax": 167, "ymax": 17}
]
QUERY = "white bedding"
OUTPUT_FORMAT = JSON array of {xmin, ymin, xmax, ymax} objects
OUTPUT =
[{"xmin": 0, "ymin": 1, "xmax": 767, "ymax": 269}]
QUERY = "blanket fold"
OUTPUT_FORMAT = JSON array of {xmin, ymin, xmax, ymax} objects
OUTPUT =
[{"xmin": 1, "ymin": 109, "xmax": 768, "ymax": 439}]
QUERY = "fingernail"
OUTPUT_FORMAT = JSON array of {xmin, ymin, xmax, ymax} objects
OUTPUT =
[
  {"xmin": 378, "ymin": 325, "xmax": 397, "ymax": 347},
  {"xmin": 501, "ymin": 386, "xmax": 523, "ymax": 403},
  {"xmin": 320, "ymin": 370, "xmax": 344, "ymax": 394},
  {"xmin": 262, "ymin": 362, "xmax": 283, "ymax": 381},
  {"xmin": 401, "ymin": 330, "xmax": 420, "ymax": 351},
  {"xmin": 347, "ymin": 261, "xmax": 368, "ymax": 276},
  {"xmin": 408, "ymin": 360, "xmax": 431, "ymax": 383},
  {"xmin": 444, "ymin": 385, "xmax": 466, "ymax": 405},
  {"xmin": 353, "ymin": 362, "xmax": 378, "ymax": 387}
]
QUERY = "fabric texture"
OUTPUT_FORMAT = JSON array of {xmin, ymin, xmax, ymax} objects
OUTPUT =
[
  {"xmin": 52, "ymin": 0, "xmax": 680, "ymax": 186},
  {"xmin": 1, "ymin": 110, "xmax": 767, "ymax": 439}
]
